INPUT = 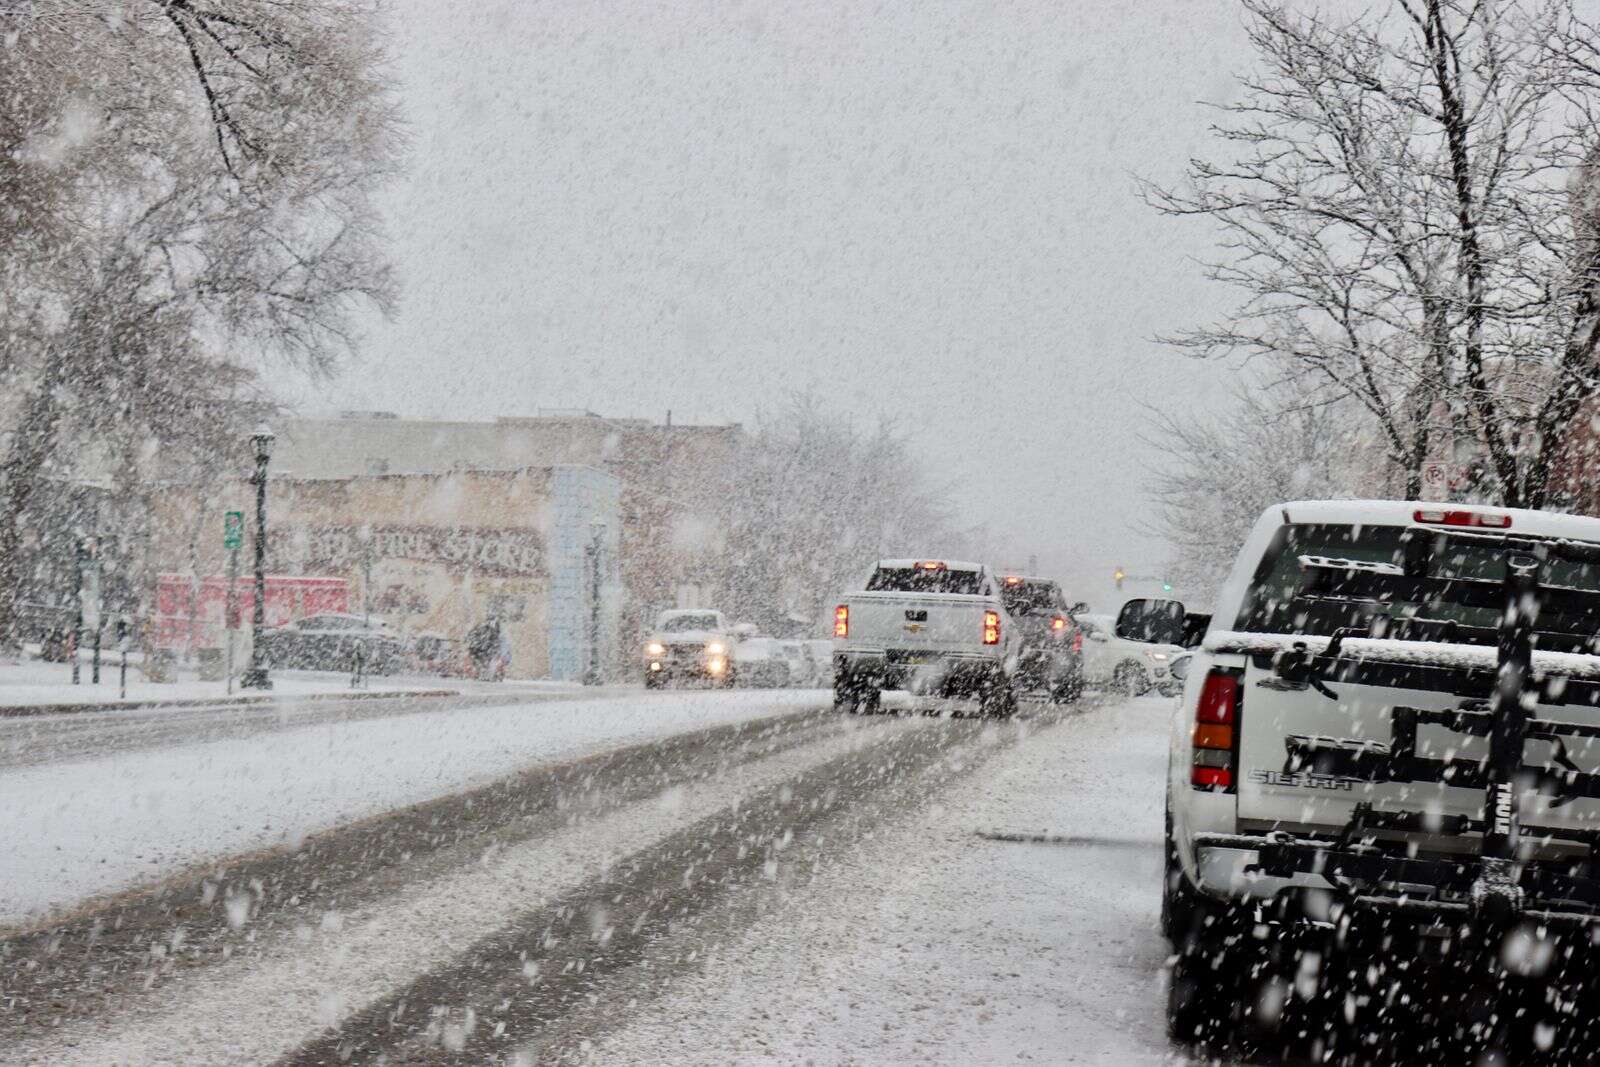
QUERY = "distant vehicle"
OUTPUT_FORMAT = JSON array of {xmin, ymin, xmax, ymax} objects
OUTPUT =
[
  {"xmin": 643, "ymin": 608, "xmax": 736, "ymax": 688},
  {"xmin": 998, "ymin": 575, "xmax": 1084, "ymax": 703},
  {"xmin": 832, "ymin": 559, "xmax": 1023, "ymax": 716},
  {"xmin": 409, "ymin": 631, "xmax": 461, "ymax": 676},
  {"xmin": 730, "ymin": 636, "xmax": 793, "ymax": 687},
  {"xmin": 801, "ymin": 639, "xmax": 834, "ymax": 686},
  {"xmin": 1074, "ymin": 609, "xmax": 1183, "ymax": 697},
  {"xmin": 259, "ymin": 613, "xmax": 407, "ymax": 674}
]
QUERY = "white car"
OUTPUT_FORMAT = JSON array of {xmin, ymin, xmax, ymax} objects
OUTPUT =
[
  {"xmin": 801, "ymin": 639, "xmax": 835, "ymax": 686},
  {"xmin": 730, "ymin": 637, "xmax": 795, "ymax": 687},
  {"xmin": 1075, "ymin": 609, "xmax": 1183, "ymax": 696}
]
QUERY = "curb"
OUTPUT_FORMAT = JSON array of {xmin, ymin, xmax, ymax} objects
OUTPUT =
[{"xmin": 0, "ymin": 688, "xmax": 462, "ymax": 719}]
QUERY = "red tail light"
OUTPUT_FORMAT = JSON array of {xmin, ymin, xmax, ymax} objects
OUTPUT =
[
  {"xmin": 1196, "ymin": 672, "xmax": 1239, "ymax": 724},
  {"xmin": 1050, "ymin": 615, "xmax": 1067, "ymax": 633},
  {"xmin": 1071, "ymin": 630, "xmax": 1083, "ymax": 653},
  {"xmin": 1413, "ymin": 508, "xmax": 1512, "ymax": 529},
  {"xmin": 834, "ymin": 604, "xmax": 849, "ymax": 638},
  {"xmin": 1191, "ymin": 669, "xmax": 1241, "ymax": 792},
  {"xmin": 982, "ymin": 610, "xmax": 1000, "ymax": 645}
]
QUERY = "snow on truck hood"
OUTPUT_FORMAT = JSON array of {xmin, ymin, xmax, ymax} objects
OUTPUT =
[{"xmin": 1206, "ymin": 630, "xmax": 1600, "ymax": 681}]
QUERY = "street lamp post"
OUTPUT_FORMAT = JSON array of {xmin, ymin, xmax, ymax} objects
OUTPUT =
[
  {"xmin": 584, "ymin": 520, "xmax": 606, "ymax": 686},
  {"xmin": 239, "ymin": 425, "xmax": 275, "ymax": 690}
]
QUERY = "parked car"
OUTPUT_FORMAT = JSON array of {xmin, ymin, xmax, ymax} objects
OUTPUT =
[
  {"xmin": 998, "ymin": 574, "xmax": 1084, "ymax": 702},
  {"xmin": 259, "ymin": 613, "xmax": 407, "ymax": 674},
  {"xmin": 409, "ymin": 631, "xmax": 462, "ymax": 676},
  {"xmin": 833, "ymin": 558, "xmax": 1022, "ymax": 716},
  {"xmin": 1074, "ymin": 609, "xmax": 1183, "ymax": 696},
  {"xmin": 642, "ymin": 608, "xmax": 737, "ymax": 688}
]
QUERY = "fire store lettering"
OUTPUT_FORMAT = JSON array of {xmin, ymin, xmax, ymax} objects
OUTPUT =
[{"xmin": 275, "ymin": 525, "xmax": 545, "ymax": 577}]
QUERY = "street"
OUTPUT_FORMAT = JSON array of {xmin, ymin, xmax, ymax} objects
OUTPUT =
[{"xmin": 0, "ymin": 687, "xmax": 1179, "ymax": 1065}]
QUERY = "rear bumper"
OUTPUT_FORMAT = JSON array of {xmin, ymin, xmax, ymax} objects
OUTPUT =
[
  {"xmin": 1192, "ymin": 831, "xmax": 1600, "ymax": 925},
  {"xmin": 836, "ymin": 649, "xmax": 1002, "ymax": 692}
]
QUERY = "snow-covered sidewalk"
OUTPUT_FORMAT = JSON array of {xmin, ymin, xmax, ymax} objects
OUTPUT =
[
  {"xmin": 590, "ymin": 696, "xmax": 1180, "ymax": 1065},
  {"xmin": 0, "ymin": 689, "xmax": 822, "ymax": 927},
  {"xmin": 0, "ymin": 658, "xmax": 468, "ymax": 710}
]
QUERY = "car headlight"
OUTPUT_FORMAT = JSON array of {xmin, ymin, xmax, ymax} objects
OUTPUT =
[
  {"xmin": 646, "ymin": 642, "xmax": 665, "ymax": 656},
  {"xmin": 706, "ymin": 641, "xmax": 726, "ymax": 656}
]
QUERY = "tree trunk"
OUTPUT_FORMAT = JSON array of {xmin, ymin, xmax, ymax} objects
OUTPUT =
[{"xmin": 0, "ymin": 359, "xmax": 66, "ymax": 647}]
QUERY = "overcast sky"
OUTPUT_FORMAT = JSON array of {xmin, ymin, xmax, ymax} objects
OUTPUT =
[{"xmin": 306, "ymin": 0, "xmax": 1268, "ymax": 608}]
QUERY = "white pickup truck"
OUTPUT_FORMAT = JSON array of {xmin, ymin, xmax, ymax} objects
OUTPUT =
[
  {"xmin": 642, "ymin": 608, "xmax": 737, "ymax": 688},
  {"xmin": 1164, "ymin": 500, "xmax": 1600, "ymax": 1057},
  {"xmin": 832, "ymin": 559, "xmax": 1022, "ymax": 716}
]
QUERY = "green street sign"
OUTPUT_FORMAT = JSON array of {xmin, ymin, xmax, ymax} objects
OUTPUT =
[{"xmin": 223, "ymin": 511, "xmax": 244, "ymax": 550}]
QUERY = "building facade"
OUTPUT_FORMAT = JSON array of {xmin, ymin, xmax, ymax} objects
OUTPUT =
[
  {"xmin": 266, "ymin": 411, "xmax": 743, "ymax": 653},
  {"xmin": 153, "ymin": 465, "xmax": 621, "ymax": 681}
]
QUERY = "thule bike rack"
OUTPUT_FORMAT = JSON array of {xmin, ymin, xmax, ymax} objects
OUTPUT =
[{"xmin": 1246, "ymin": 546, "xmax": 1600, "ymax": 926}]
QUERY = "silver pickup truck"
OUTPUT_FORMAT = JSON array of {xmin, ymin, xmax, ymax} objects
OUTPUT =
[{"xmin": 831, "ymin": 559, "xmax": 1022, "ymax": 716}]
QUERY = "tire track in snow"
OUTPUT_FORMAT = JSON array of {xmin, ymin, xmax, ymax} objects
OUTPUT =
[
  {"xmin": 0, "ymin": 704, "xmax": 829, "ymax": 1036},
  {"xmin": 283, "ymin": 710, "xmax": 1063, "ymax": 1065},
  {"xmin": 8, "ymin": 709, "xmax": 934, "ymax": 1065}
]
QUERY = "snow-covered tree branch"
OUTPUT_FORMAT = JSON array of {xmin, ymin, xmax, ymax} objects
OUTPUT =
[
  {"xmin": 1146, "ymin": 0, "xmax": 1600, "ymax": 509},
  {"xmin": 0, "ymin": 0, "xmax": 402, "ymax": 642}
]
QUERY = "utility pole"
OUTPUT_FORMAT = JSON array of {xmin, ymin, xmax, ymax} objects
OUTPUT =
[
  {"xmin": 224, "ymin": 510, "xmax": 242, "ymax": 694},
  {"xmin": 71, "ymin": 539, "xmax": 87, "ymax": 685},
  {"xmin": 584, "ymin": 520, "xmax": 606, "ymax": 685},
  {"xmin": 240, "ymin": 426, "xmax": 275, "ymax": 690}
]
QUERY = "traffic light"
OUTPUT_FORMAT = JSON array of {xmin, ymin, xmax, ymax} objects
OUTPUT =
[
  {"xmin": 1162, "ymin": 579, "xmax": 1173, "ymax": 593},
  {"xmin": 1114, "ymin": 567, "xmax": 1126, "ymax": 591}
]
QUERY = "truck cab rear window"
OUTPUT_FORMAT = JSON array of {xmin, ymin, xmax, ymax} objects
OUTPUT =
[
  {"xmin": 1237, "ymin": 522, "xmax": 1600, "ymax": 643},
  {"xmin": 866, "ymin": 567, "xmax": 984, "ymax": 595},
  {"xmin": 1000, "ymin": 582, "xmax": 1061, "ymax": 616}
]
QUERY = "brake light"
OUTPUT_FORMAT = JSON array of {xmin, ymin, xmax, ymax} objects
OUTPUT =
[
  {"xmin": 916, "ymin": 560, "xmax": 946, "ymax": 571},
  {"xmin": 982, "ymin": 610, "xmax": 1001, "ymax": 645},
  {"xmin": 1004, "ymin": 575, "xmax": 1023, "ymax": 586},
  {"xmin": 1191, "ymin": 669, "xmax": 1241, "ymax": 792},
  {"xmin": 1196, "ymin": 672, "xmax": 1238, "ymax": 724},
  {"xmin": 1413, "ymin": 508, "xmax": 1512, "ymax": 529},
  {"xmin": 1051, "ymin": 615, "xmax": 1067, "ymax": 632},
  {"xmin": 834, "ymin": 604, "xmax": 849, "ymax": 638}
]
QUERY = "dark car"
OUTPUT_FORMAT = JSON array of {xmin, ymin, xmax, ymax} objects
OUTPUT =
[
  {"xmin": 998, "ymin": 575, "xmax": 1084, "ymax": 703},
  {"xmin": 259, "ymin": 613, "xmax": 408, "ymax": 674}
]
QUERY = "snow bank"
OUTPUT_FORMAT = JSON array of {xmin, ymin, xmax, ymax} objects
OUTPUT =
[{"xmin": 0, "ymin": 689, "xmax": 821, "ymax": 926}]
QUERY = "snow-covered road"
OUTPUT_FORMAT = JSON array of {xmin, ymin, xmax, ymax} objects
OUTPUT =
[
  {"xmin": 587, "ymin": 694, "xmax": 1177, "ymax": 1065},
  {"xmin": 0, "ymin": 688, "xmax": 822, "ymax": 925},
  {"xmin": 4, "ymin": 692, "xmax": 1185, "ymax": 1066}
]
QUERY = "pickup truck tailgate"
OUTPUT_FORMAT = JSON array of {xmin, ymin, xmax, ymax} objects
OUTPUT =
[
  {"xmin": 845, "ymin": 592, "xmax": 991, "ymax": 653},
  {"xmin": 1237, "ymin": 654, "xmax": 1600, "ymax": 838}
]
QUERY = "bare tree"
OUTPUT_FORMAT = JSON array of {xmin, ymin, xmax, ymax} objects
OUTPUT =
[
  {"xmin": 0, "ymin": 1, "xmax": 402, "ymax": 641},
  {"xmin": 1146, "ymin": 0, "xmax": 1600, "ymax": 508},
  {"xmin": 710, "ymin": 394, "xmax": 965, "ymax": 633},
  {"xmin": 1143, "ymin": 373, "xmax": 1385, "ymax": 600}
]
